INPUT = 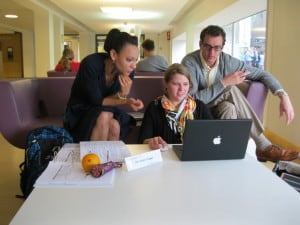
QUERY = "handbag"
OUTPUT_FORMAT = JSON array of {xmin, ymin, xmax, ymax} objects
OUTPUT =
[{"xmin": 273, "ymin": 161, "xmax": 300, "ymax": 193}]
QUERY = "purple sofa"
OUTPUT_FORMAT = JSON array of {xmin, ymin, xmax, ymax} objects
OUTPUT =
[
  {"xmin": 0, "ymin": 75, "xmax": 165, "ymax": 148},
  {"xmin": 241, "ymin": 80, "xmax": 268, "ymax": 121},
  {"xmin": 0, "ymin": 77, "xmax": 74, "ymax": 148},
  {"xmin": 47, "ymin": 70, "xmax": 77, "ymax": 77},
  {"xmin": 0, "ymin": 75, "xmax": 267, "ymax": 148}
]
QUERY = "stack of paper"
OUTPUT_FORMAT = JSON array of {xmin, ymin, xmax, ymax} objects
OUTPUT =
[{"xmin": 35, "ymin": 141, "xmax": 130, "ymax": 187}]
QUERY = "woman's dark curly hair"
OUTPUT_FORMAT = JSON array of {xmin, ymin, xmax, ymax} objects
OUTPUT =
[{"xmin": 104, "ymin": 28, "xmax": 138, "ymax": 53}]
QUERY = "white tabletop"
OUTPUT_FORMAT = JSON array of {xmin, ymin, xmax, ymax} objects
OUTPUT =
[{"xmin": 10, "ymin": 143, "xmax": 300, "ymax": 225}]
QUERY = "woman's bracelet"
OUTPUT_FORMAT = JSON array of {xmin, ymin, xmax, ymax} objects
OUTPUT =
[{"xmin": 117, "ymin": 92, "xmax": 127, "ymax": 100}]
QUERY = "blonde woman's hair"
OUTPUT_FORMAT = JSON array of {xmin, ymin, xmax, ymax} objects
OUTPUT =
[
  {"xmin": 58, "ymin": 47, "xmax": 74, "ymax": 72},
  {"xmin": 164, "ymin": 63, "xmax": 193, "ymax": 90}
]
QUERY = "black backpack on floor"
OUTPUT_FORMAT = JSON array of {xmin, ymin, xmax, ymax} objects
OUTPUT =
[{"xmin": 17, "ymin": 125, "xmax": 73, "ymax": 198}]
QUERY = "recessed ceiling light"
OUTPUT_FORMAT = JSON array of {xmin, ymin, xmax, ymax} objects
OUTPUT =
[
  {"xmin": 100, "ymin": 7, "xmax": 132, "ymax": 14},
  {"xmin": 4, "ymin": 14, "xmax": 18, "ymax": 19}
]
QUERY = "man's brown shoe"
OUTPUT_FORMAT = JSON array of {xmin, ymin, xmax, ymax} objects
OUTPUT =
[{"xmin": 256, "ymin": 145, "xmax": 300, "ymax": 162}]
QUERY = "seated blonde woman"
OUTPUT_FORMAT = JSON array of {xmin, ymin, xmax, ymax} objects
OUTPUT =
[
  {"xmin": 55, "ymin": 47, "xmax": 80, "ymax": 72},
  {"xmin": 138, "ymin": 63, "xmax": 213, "ymax": 150}
]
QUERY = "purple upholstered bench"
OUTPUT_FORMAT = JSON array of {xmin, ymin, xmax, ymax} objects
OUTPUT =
[
  {"xmin": 0, "ymin": 75, "xmax": 268, "ymax": 147},
  {"xmin": 119, "ymin": 74, "xmax": 164, "ymax": 113},
  {"xmin": 0, "ymin": 77, "xmax": 74, "ymax": 148},
  {"xmin": 121, "ymin": 74, "xmax": 165, "ymax": 144},
  {"xmin": 0, "ymin": 75, "xmax": 164, "ymax": 148},
  {"xmin": 238, "ymin": 80, "xmax": 268, "ymax": 121},
  {"xmin": 47, "ymin": 70, "xmax": 77, "ymax": 77}
]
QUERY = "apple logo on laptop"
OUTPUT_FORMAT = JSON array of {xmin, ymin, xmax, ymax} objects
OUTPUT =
[{"xmin": 213, "ymin": 135, "xmax": 222, "ymax": 145}]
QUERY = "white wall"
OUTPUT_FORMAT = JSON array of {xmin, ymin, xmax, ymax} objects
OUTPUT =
[
  {"xmin": 22, "ymin": 31, "xmax": 35, "ymax": 77},
  {"xmin": 79, "ymin": 31, "xmax": 96, "ymax": 60},
  {"xmin": 265, "ymin": 0, "xmax": 300, "ymax": 145},
  {"xmin": 171, "ymin": 33, "xmax": 186, "ymax": 63}
]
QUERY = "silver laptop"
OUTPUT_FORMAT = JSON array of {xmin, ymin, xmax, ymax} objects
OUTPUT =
[{"xmin": 173, "ymin": 119, "xmax": 252, "ymax": 161}]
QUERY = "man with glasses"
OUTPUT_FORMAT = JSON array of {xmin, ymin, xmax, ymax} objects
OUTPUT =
[{"xmin": 182, "ymin": 25, "xmax": 299, "ymax": 163}]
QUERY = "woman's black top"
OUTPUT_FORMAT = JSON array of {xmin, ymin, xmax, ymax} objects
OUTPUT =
[
  {"xmin": 138, "ymin": 98, "xmax": 214, "ymax": 144},
  {"xmin": 64, "ymin": 52, "xmax": 135, "ymax": 142}
]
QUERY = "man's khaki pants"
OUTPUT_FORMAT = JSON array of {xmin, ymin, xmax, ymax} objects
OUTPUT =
[{"xmin": 207, "ymin": 85, "xmax": 264, "ymax": 140}]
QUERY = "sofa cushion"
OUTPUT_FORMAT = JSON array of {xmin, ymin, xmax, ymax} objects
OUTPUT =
[
  {"xmin": 11, "ymin": 79, "xmax": 40, "ymax": 123},
  {"xmin": 37, "ymin": 77, "xmax": 74, "ymax": 117},
  {"xmin": 47, "ymin": 70, "xmax": 77, "ymax": 77},
  {"xmin": 118, "ymin": 75, "xmax": 164, "ymax": 113}
]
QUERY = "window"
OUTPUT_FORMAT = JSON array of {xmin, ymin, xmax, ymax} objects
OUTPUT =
[
  {"xmin": 95, "ymin": 34, "xmax": 107, "ymax": 53},
  {"xmin": 223, "ymin": 11, "xmax": 266, "ymax": 69}
]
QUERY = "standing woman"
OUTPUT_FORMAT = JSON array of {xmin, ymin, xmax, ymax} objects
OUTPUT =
[
  {"xmin": 64, "ymin": 29, "xmax": 143, "ymax": 142},
  {"xmin": 138, "ymin": 63, "xmax": 213, "ymax": 150}
]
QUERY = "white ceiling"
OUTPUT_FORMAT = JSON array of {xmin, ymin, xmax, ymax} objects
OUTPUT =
[{"xmin": 0, "ymin": 0, "xmax": 199, "ymax": 34}]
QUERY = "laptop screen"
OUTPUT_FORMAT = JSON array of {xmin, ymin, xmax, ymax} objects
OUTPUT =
[{"xmin": 173, "ymin": 119, "xmax": 252, "ymax": 161}]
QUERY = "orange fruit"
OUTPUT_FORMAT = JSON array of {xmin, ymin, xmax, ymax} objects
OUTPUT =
[{"xmin": 81, "ymin": 153, "xmax": 101, "ymax": 172}]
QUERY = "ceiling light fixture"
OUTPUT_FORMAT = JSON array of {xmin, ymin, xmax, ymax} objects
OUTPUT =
[
  {"xmin": 100, "ymin": 7, "xmax": 132, "ymax": 14},
  {"xmin": 4, "ymin": 14, "xmax": 18, "ymax": 19}
]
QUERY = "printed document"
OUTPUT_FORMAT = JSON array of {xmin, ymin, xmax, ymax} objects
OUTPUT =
[
  {"xmin": 35, "ymin": 161, "xmax": 115, "ymax": 187},
  {"xmin": 34, "ymin": 142, "xmax": 129, "ymax": 187},
  {"xmin": 80, "ymin": 141, "xmax": 130, "ymax": 163}
]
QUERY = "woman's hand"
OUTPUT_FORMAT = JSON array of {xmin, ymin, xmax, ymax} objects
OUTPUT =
[
  {"xmin": 127, "ymin": 98, "xmax": 144, "ymax": 111},
  {"xmin": 119, "ymin": 75, "xmax": 132, "ymax": 96},
  {"xmin": 143, "ymin": 136, "xmax": 168, "ymax": 150}
]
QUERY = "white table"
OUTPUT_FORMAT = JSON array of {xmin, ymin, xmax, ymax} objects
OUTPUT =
[{"xmin": 10, "ymin": 143, "xmax": 300, "ymax": 225}]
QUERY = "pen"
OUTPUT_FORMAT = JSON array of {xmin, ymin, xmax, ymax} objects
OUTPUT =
[{"xmin": 52, "ymin": 164, "xmax": 63, "ymax": 180}]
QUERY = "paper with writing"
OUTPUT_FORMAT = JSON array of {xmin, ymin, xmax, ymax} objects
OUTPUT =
[
  {"xmin": 80, "ymin": 141, "xmax": 131, "ymax": 163},
  {"xmin": 35, "ymin": 161, "xmax": 115, "ymax": 187},
  {"xmin": 34, "ymin": 143, "xmax": 117, "ymax": 187},
  {"xmin": 54, "ymin": 143, "xmax": 80, "ymax": 162}
]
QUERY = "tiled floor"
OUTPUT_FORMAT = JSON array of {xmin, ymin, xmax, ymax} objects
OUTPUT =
[{"xmin": 0, "ymin": 133, "xmax": 24, "ymax": 225}]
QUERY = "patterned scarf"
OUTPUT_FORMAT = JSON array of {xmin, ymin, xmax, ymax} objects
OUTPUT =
[{"xmin": 161, "ymin": 95, "xmax": 196, "ymax": 138}]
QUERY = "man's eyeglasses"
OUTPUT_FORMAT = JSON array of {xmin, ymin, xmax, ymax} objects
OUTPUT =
[{"xmin": 202, "ymin": 43, "xmax": 223, "ymax": 52}]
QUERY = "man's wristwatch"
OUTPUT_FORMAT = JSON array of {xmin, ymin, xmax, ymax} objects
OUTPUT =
[{"xmin": 277, "ymin": 90, "xmax": 288, "ymax": 97}]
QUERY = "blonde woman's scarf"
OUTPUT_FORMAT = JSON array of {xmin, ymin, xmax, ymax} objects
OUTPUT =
[{"xmin": 161, "ymin": 95, "xmax": 196, "ymax": 138}]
